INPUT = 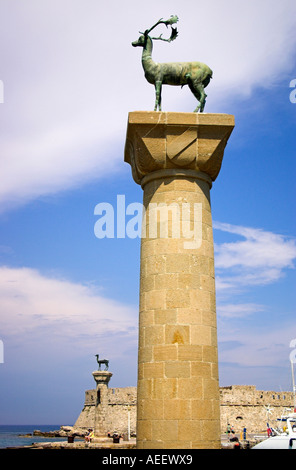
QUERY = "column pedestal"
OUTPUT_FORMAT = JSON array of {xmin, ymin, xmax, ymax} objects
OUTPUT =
[
  {"xmin": 124, "ymin": 112, "xmax": 234, "ymax": 449},
  {"xmin": 92, "ymin": 370, "xmax": 113, "ymax": 436}
]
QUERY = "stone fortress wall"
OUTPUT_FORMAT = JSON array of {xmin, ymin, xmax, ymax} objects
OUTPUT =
[
  {"xmin": 75, "ymin": 386, "xmax": 138, "ymax": 437},
  {"xmin": 74, "ymin": 383, "xmax": 295, "ymax": 435},
  {"xmin": 220, "ymin": 385, "xmax": 294, "ymax": 433}
]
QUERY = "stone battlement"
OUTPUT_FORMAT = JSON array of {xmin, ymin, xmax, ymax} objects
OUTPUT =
[
  {"xmin": 84, "ymin": 387, "xmax": 137, "ymax": 407},
  {"xmin": 220, "ymin": 385, "xmax": 293, "ymax": 406},
  {"xmin": 75, "ymin": 384, "xmax": 295, "ymax": 435}
]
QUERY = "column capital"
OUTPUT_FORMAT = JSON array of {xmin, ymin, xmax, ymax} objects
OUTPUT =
[
  {"xmin": 92, "ymin": 370, "xmax": 113, "ymax": 386},
  {"xmin": 124, "ymin": 111, "xmax": 234, "ymax": 186}
]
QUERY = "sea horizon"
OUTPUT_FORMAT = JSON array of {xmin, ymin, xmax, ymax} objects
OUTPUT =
[{"xmin": 0, "ymin": 424, "xmax": 69, "ymax": 449}]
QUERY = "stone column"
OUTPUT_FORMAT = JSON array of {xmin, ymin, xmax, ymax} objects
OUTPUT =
[
  {"xmin": 124, "ymin": 112, "xmax": 234, "ymax": 449},
  {"xmin": 92, "ymin": 370, "xmax": 112, "ymax": 436}
]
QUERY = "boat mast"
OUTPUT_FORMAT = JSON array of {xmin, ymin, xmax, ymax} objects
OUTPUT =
[{"xmin": 291, "ymin": 360, "xmax": 296, "ymax": 412}]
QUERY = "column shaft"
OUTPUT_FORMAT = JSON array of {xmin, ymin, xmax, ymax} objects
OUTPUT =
[{"xmin": 137, "ymin": 174, "xmax": 219, "ymax": 449}]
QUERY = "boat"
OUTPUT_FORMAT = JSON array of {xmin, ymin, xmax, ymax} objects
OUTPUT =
[
  {"xmin": 253, "ymin": 360, "xmax": 296, "ymax": 449},
  {"xmin": 253, "ymin": 414, "xmax": 296, "ymax": 449}
]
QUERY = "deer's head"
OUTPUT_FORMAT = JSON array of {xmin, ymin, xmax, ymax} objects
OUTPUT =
[{"xmin": 132, "ymin": 34, "xmax": 147, "ymax": 48}]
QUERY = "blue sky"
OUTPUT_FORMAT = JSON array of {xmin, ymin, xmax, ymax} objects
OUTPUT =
[{"xmin": 0, "ymin": 0, "xmax": 295, "ymax": 425}]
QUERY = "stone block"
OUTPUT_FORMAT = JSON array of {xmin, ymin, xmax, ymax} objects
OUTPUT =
[
  {"xmin": 178, "ymin": 420, "xmax": 202, "ymax": 442},
  {"xmin": 142, "ymin": 399, "xmax": 164, "ymax": 420},
  {"xmin": 145, "ymin": 290, "xmax": 166, "ymax": 310},
  {"xmin": 166, "ymin": 289, "xmax": 191, "ymax": 308},
  {"xmin": 202, "ymin": 345, "xmax": 218, "ymax": 363},
  {"xmin": 165, "ymin": 361, "xmax": 191, "ymax": 378},
  {"xmin": 136, "ymin": 419, "xmax": 152, "ymax": 441},
  {"xmin": 191, "ymin": 361, "xmax": 212, "ymax": 378},
  {"xmin": 191, "ymin": 399, "xmax": 216, "ymax": 419},
  {"xmin": 165, "ymin": 325, "xmax": 190, "ymax": 345},
  {"xmin": 203, "ymin": 378, "xmax": 220, "ymax": 399},
  {"xmin": 152, "ymin": 377, "xmax": 178, "ymax": 399},
  {"xmin": 190, "ymin": 324, "xmax": 213, "ymax": 346},
  {"xmin": 165, "ymin": 253, "xmax": 190, "ymax": 274},
  {"xmin": 151, "ymin": 420, "xmax": 178, "ymax": 441},
  {"xmin": 177, "ymin": 308, "xmax": 202, "ymax": 325},
  {"xmin": 138, "ymin": 346, "xmax": 153, "ymax": 363},
  {"xmin": 153, "ymin": 344, "xmax": 178, "ymax": 361},
  {"xmin": 146, "ymin": 255, "xmax": 166, "ymax": 275},
  {"xmin": 143, "ymin": 362, "xmax": 164, "ymax": 379},
  {"xmin": 177, "ymin": 344, "xmax": 203, "ymax": 361},
  {"xmin": 154, "ymin": 309, "xmax": 177, "ymax": 325},
  {"xmin": 177, "ymin": 376, "xmax": 203, "ymax": 399},
  {"xmin": 201, "ymin": 419, "xmax": 220, "ymax": 442},
  {"xmin": 163, "ymin": 399, "xmax": 191, "ymax": 420},
  {"xmin": 144, "ymin": 325, "xmax": 165, "ymax": 346}
]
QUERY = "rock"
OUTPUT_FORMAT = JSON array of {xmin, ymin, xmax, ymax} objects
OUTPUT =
[{"xmin": 33, "ymin": 429, "xmax": 61, "ymax": 437}]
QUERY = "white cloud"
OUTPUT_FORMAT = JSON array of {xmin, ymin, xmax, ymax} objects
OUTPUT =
[
  {"xmin": 217, "ymin": 303, "xmax": 265, "ymax": 319},
  {"xmin": 213, "ymin": 221, "xmax": 296, "ymax": 377},
  {"xmin": 0, "ymin": 0, "xmax": 296, "ymax": 209},
  {"xmin": 213, "ymin": 219, "xmax": 296, "ymax": 371},
  {"xmin": 0, "ymin": 266, "xmax": 138, "ymax": 359},
  {"xmin": 214, "ymin": 221, "xmax": 296, "ymax": 291},
  {"xmin": 218, "ymin": 321, "xmax": 294, "ymax": 369}
]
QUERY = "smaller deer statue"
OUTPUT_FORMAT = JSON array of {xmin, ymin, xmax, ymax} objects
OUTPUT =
[
  {"xmin": 95, "ymin": 354, "xmax": 109, "ymax": 371},
  {"xmin": 132, "ymin": 16, "xmax": 212, "ymax": 112}
]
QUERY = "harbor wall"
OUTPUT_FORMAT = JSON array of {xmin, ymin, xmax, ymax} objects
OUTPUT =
[{"xmin": 74, "ymin": 384, "xmax": 295, "ymax": 435}]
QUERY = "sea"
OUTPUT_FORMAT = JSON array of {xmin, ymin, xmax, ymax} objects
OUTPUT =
[{"xmin": 0, "ymin": 424, "xmax": 67, "ymax": 449}]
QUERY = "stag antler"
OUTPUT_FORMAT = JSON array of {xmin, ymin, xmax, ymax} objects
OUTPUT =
[
  {"xmin": 140, "ymin": 15, "xmax": 179, "ymax": 42},
  {"xmin": 151, "ymin": 28, "xmax": 178, "ymax": 43}
]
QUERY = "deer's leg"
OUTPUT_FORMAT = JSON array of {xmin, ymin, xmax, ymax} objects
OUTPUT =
[
  {"xmin": 189, "ymin": 80, "xmax": 207, "ymax": 113},
  {"xmin": 198, "ymin": 87, "xmax": 207, "ymax": 112},
  {"xmin": 154, "ymin": 80, "xmax": 162, "ymax": 111}
]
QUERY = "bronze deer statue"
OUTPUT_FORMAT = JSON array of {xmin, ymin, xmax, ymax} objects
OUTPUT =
[
  {"xmin": 95, "ymin": 354, "xmax": 109, "ymax": 371},
  {"xmin": 132, "ymin": 16, "xmax": 212, "ymax": 112}
]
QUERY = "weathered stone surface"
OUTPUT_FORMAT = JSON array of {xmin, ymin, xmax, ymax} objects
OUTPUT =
[
  {"xmin": 124, "ymin": 111, "xmax": 235, "ymax": 184},
  {"xmin": 75, "ymin": 386, "xmax": 137, "ymax": 436},
  {"xmin": 124, "ymin": 112, "xmax": 234, "ymax": 449}
]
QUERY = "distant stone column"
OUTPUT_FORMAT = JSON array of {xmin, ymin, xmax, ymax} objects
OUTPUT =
[
  {"xmin": 92, "ymin": 370, "xmax": 113, "ymax": 436},
  {"xmin": 124, "ymin": 112, "xmax": 234, "ymax": 449}
]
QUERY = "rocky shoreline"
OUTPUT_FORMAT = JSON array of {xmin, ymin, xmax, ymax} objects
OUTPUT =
[
  {"xmin": 12, "ymin": 426, "xmax": 261, "ymax": 449},
  {"xmin": 18, "ymin": 425, "xmax": 88, "ymax": 439},
  {"xmin": 31, "ymin": 425, "xmax": 86, "ymax": 439},
  {"xmin": 19, "ymin": 425, "xmax": 137, "ymax": 442},
  {"xmin": 14, "ymin": 426, "xmax": 137, "ymax": 449}
]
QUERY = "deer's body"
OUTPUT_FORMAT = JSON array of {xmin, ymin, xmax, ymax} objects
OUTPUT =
[
  {"xmin": 95, "ymin": 354, "xmax": 109, "ymax": 371},
  {"xmin": 133, "ymin": 33, "xmax": 212, "ymax": 112}
]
